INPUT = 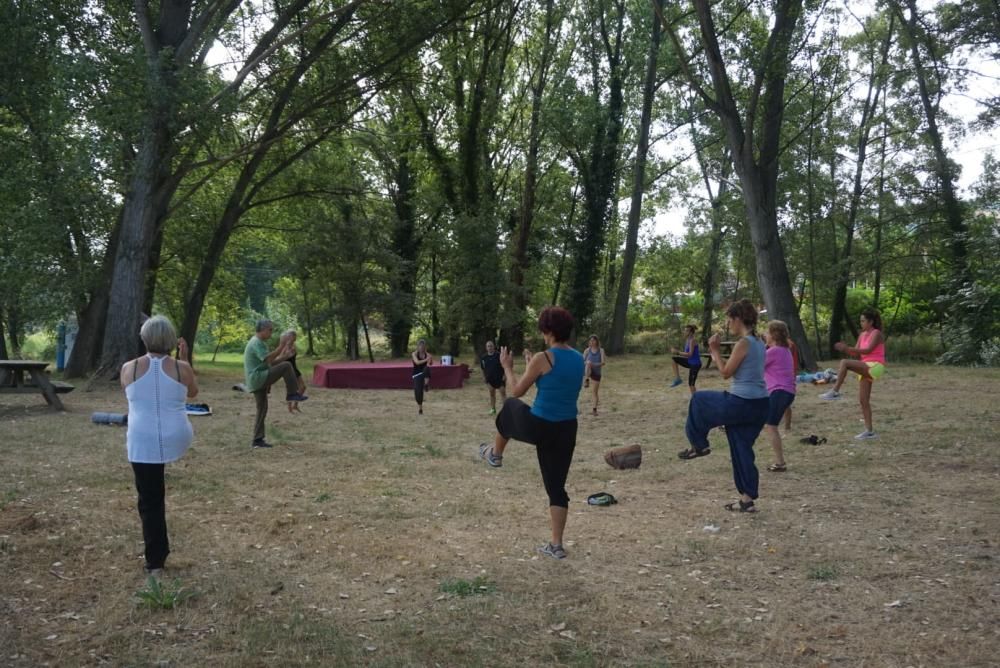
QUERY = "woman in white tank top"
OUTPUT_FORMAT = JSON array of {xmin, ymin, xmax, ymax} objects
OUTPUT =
[{"xmin": 120, "ymin": 316, "xmax": 198, "ymax": 578}]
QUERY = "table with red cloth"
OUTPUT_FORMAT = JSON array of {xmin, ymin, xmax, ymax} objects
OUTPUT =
[{"xmin": 311, "ymin": 361, "xmax": 471, "ymax": 389}]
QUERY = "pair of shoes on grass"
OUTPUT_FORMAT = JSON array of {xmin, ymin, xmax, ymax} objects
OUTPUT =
[{"xmin": 479, "ymin": 442, "xmax": 502, "ymax": 467}]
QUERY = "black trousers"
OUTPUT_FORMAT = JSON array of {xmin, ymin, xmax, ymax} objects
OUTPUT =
[
  {"xmin": 131, "ymin": 462, "xmax": 169, "ymax": 570},
  {"xmin": 495, "ymin": 398, "xmax": 577, "ymax": 507}
]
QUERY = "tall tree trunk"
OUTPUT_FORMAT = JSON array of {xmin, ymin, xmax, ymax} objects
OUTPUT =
[
  {"xmin": 387, "ymin": 150, "xmax": 419, "ymax": 358},
  {"xmin": 608, "ymin": 0, "xmax": 662, "ymax": 355},
  {"xmin": 686, "ymin": 0, "xmax": 816, "ymax": 369},
  {"xmin": 696, "ymin": 146, "xmax": 731, "ymax": 346},
  {"xmin": 361, "ymin": 313, "xmax": 374, "ymax": 363},
  {"xmin": 873, "ymin": 98, "xmax": 888, "ymax": 308},
  {"xmin": 6, "ymin": 308, "xmax": 20, "ymax": 354},
  {"xmin": 896, "ymin": 0, "xmax": 969, "ymax": 284},
  {"xmin": 828, "ymin": 15, "xmax": 893, "ymax": 354},
  {"xmin": 508, "ymin": 0, "xmax": 558, "ymax": 353},
  {"xmin": 806, "ymin": 94, "xmax": 823, "ymax": 356},
  {"xmin": 96, "ymin": 0, "xmax": 195, "ymax": 379},
  {"xmin": 551, "ymin": 184, "xmax": 579, "ymax": 306},
  {"xmin": 301, "ymin": 277, "xmax": 316, "ymax": 356},
  {"xmin": 0, "ymin": 313, "xmax": 7, "ymax": 360}
]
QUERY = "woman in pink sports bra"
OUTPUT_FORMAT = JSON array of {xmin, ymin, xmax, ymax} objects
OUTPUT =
[{"xmin": 820, "ymin": 308, "xmax": 886, "ymax": 440}]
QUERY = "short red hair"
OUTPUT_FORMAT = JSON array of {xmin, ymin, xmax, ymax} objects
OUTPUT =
[{"xmin": 538, "ymin": 306, "xmax": 574, "ymax": 342}]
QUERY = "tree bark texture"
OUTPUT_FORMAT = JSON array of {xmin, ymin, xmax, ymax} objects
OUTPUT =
[
  {"xmin": 688, "ymin": 0, "xmax": 816, "ymax": 369},
  {"xmin": 507, "ymin": 0, "xmax": 558, "ymax": 353},
  {"xmin": 608, "ymin": 0, "xmax": 663, "ymax": 355},
  {"xmin": 897, "ymin": 0, "xmax": 969, "ymax": 284},
  {"xmin": 828, "ymin": 18, "xmax": 892, "ymax": 354}
]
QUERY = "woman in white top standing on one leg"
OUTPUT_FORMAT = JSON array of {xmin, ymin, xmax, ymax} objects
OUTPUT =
[{"xmin": 121, "ymin": 315, "xmax": 198, "ymax": 579}]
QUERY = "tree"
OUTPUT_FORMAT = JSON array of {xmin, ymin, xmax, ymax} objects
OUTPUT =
[
  {"xmin": 664, "ymin": 0, "xmax": 817, "ymax": 368},
  {"xmin": 608, "ymin": 0, "xmax": 666, "ymax": 355}
]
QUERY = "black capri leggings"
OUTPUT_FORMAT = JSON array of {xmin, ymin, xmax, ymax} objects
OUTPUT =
[
  {"xmin": 413, "ymin": 366, "xmax": 430, "ymax": 404},
  {"xmin": 495, "ymin": 398, "xmax": 577, "ymax": 508},
  {"xmin": 672, "ymin": 356, "xmax": 700, "ymax": 386}
]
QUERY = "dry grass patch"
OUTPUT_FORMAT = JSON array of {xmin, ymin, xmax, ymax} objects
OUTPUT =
[{"xmin": 1, "ymin": 357, "xmax": 998, "ymax": 666}]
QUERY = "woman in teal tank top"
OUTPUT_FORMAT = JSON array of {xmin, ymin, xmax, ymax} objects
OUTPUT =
[
  {"xmin": 677, "ymin": 299, "xmax": 770, "ymax": 513},
  {"xmin": 477, "ymin": 306, "xmax": 585, "ymax": 560}
]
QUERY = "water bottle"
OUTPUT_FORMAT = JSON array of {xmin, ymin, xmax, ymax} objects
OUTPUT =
[{"xmin": 91, "ymin": 412, "xmax": 127, "ymax": 426}]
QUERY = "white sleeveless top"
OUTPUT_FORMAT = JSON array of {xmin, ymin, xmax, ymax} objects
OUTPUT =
[{"xmin": 126, "ymin": 356, "xmax": 194, "ymax": 463}]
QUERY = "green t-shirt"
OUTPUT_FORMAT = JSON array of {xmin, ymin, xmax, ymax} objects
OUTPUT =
[{"xmin": 244, "ymin": 336, "xmax": 271, "ymax": 392}]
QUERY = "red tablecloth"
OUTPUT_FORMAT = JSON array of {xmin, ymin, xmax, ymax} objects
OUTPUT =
[{"xmin": 311, "ymin": 361, "xmax": 471, "ymax": 389}]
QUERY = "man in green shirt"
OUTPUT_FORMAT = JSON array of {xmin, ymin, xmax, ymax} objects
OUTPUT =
[{"xmin": 244, "ymin": 319, "xmax": 308, "ymax": 448}]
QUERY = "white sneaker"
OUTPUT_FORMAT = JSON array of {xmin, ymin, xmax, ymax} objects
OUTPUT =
[
  {"xmin": 854, "ymin": 430, "xmax": 878, "ymax": 441},
  {"xmin": 819, "ymin": 389, "xmax": 842, "ymax": 400}
]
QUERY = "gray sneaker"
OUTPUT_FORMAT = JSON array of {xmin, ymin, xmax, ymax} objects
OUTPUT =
[
  {"xmin": 537, "ymin": 542, "xmax": 567, "ymax": 560},
  {"xmin": 479, "ymin": 442, "xmax": 502, "ymax": 467},
  {"xmin": 854, "ymin": 430, "xmax": 878, "ymax": 441},
  {"xmin": 819, "ymin": 389, "xmax": 842, "ymax": 400}
]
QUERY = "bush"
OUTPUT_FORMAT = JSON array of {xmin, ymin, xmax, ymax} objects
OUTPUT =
[
  {"xmin": 625, "ymin": 330, "xmax": 668, "ymax": 355},
  {"xmin": 20, "ymin": 331, "xmax": 55, "ymax": 361},
  {"xmin": 977, "ymin": 338, "xmax": 1000, "ymax": 367}
]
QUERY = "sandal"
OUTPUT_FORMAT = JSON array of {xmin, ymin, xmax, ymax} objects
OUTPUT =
[
  {"xmin": 677, "ymin": 447, "xmax": 711, "ymax": 460},
  {"xmin": 767, "ymin": 463, "xmax": 787, "ymax": 472},
  {"xmin": 724, "ymin": 500, "xmax": 757, "ymax": 513}
]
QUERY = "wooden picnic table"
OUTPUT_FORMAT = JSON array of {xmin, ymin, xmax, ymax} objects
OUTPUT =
[
  {"xmin": 0, "ymin": 360, "xmax": 73, "ymax": 411},
  {"xmin": 704, "ymin": 340, "xmax": 737, "ymax": 370}
]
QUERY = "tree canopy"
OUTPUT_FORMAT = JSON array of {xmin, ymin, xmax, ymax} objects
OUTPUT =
[{"xmin": 2, "ymin": 0, "xmax": 997, "ymax": 371}]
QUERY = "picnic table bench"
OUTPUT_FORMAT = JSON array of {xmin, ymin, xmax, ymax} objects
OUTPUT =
[
  {"xmin": 0, "ymin": 360, "xmax": 73, "ymax": 410},
  {"xmin": 703, "ymin": 341, "xmax": 737, "ymax": 370}
]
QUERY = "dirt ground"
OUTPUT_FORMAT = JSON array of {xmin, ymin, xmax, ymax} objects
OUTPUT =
[{"xmin": 1, "ymin": 356, "xmax": 998, "ymax": 667}]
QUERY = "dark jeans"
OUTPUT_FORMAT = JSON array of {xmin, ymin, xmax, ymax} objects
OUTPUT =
[
  {"xmin": 496, "ymin": 398, "xmax": 577, "ymax": 507},
  {"xmin": 685, "ymin": 391, "xmax": 769, "ymax": 499},
  {"xmin": 132, "ymin": 462, "xmax": 168, "ymax": 570},
  {"xmin": 252, "ymin": 362, "xmax": 298, "ymax": 442}
]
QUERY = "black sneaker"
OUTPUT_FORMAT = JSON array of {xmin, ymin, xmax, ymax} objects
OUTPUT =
[
  {"xmin": 286, "ymin": 393, "xmax": 309, "ymax": 402},
  {"xmin": 252, "ymin": 440, "xmax": 273, "ymax": 448}
]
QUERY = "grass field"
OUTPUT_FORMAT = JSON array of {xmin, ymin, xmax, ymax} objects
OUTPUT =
[{"xmin": 1, "ymin": 355, "xmax": 998, "ymax": 667}]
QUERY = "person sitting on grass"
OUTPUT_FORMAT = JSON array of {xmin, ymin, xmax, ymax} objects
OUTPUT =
[
  {"xmin": 677, "ymin": 299, "xmax": 770, "ymax": 513},
  {"xmin": 121, "ymin": 315, "xmax": 198, "ymax": 580},
  {"xmin": 763, "ymin": 320, "xmax": 796, "ymax": 472},
  {"xmin": 820, "ymin": 308, "xmax": 886, "ymax": 441},
  {"xmin": 478, "ymin": 306, "xmax": 585, "ymax": 560},
  {"xmin": 243, "ymin": 319, "xmax": 307, "ymax": 449},
  {"xmin": 669, "ymin": 324, "xmax": 702, "ymax": 393},
  {"xmin": 480, "ymin": 340, "xmax": 506, "ymax": 415}
]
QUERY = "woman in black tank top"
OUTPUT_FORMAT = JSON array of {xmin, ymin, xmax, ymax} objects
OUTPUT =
[{"xmin": 411, "ymin": 339, "xmax": 433, "ymax": 414}]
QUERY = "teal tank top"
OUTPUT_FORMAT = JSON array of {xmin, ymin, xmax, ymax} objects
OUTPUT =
[
  {"xmin": 531, "ymin": 347, "xmax": 585, "ymax": 422},
  {"xmin": 730, "ymin": 336, "xmax": 768, "ymax": 399}
]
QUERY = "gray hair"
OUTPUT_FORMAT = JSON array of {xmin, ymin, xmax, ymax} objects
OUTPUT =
[
  {"xmin": 255, "ymin": 319, "xmax": 274, "ymax": 333},
  {"xmin": 282, "ymin": 329, "xmax": 297, "ymax": 339},
  {"xmin": 140, "ymin": 315, "xmax": 177, "ymax": 354}
]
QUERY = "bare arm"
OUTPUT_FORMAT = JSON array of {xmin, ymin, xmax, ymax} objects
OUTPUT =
[
  {"xmin": 713, "ymin": 336, "xmax": 749, "ymax": 379},
  {"xmin": 178, "ymin": 360, "xmax": 199, "ymax": 398},
  {"xmin": 501, "ymin": 347, "xmax": 549, "ymax": 398}
]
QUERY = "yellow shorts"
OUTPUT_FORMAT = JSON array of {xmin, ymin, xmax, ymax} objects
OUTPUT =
[{"xmin": 857, "ymin": 361, "xmax": 885, "ymax": 381}]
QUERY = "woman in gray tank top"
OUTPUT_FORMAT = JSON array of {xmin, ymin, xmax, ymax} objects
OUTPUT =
[{"xmin": 676, "ymin": 299, "xmax": 770, "ymax": 513}]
